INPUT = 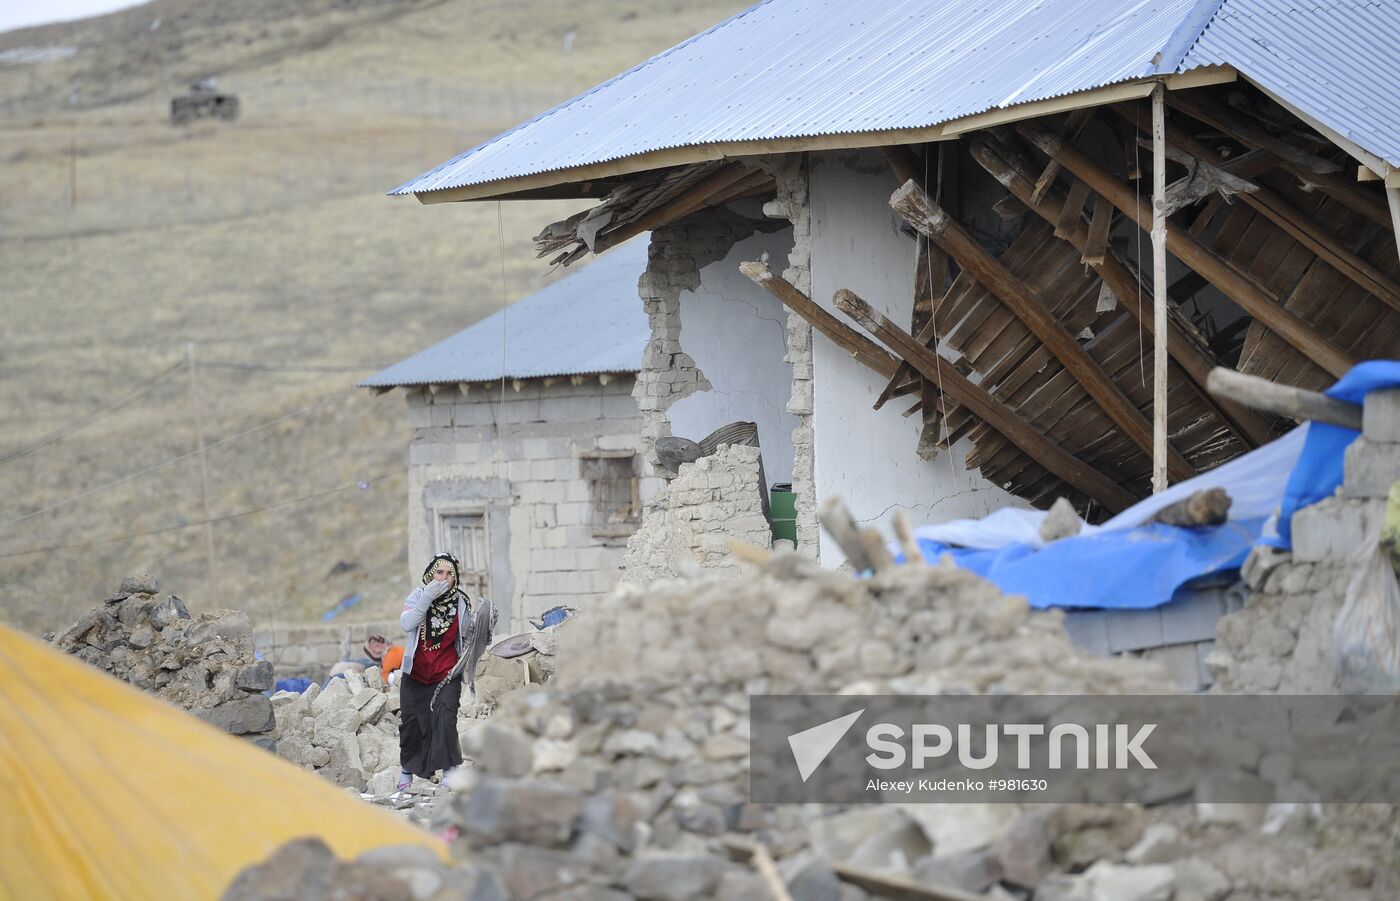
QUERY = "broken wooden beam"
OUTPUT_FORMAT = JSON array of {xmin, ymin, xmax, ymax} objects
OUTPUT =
[
  {"xmin": 596, "ymin": 164, "xmax": 763, "ymax": 252},
  {"xmin": 1113, "ymin": 103, "xmax": 1400, "ymax": 318},
  {"xmin": 1152, "ymin": 487, "xmax": 1232, "ymax": 528},
  {"xmin": 1018, "ymin": 121, "xmax": 1358, "ymax": 378},
  {"xmin": 1206, "ymin": 367, "xmax": 1363, "ymax": 429},
  {"xmin": 739, "ymin": 261, "xmax": 900, "ymax": 379},
  {"xmin": 968, "ymin": 135, "xmax": 1274, "ymax": 449},
  {"xmin": 1166, "ymin": 91, "xmax": 1391, "ymax": 229},
  {"xmin": 833, "ymin": 288, "xmax": 1138, "ymax": 512},
  {"xmin": 892, "ymin": 509, "xmax": 924, "ymax": 565},
  {"xmin": 890, "ymin": 178, "xmax": 1197, "ymax": 482},
  {"xmin": 818, "ymin": 496, "xmax": 875, "ymax": 571}
]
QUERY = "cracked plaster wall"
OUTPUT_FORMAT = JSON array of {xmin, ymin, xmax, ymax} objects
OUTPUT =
[{"xmin": 807, "ymin": 149, "xmax": 1023, "ymax": 564}]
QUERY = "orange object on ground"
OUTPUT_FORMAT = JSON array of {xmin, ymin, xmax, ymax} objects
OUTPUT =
[{"xmin": 381, "ymin": 643, "xmax": 405, "ymax": 682}]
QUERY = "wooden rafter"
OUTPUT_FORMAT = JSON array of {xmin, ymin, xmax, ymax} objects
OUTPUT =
[
  {"xmin": 968, "ymin": 135, "xmax": 1273, "ymax": 449},
  {"xmin": 1167, "ymin": 91, "xmax": 1391, "ymax": 229},
  {"xmin": 833, "ymin": 289, "xmax": 1137, "ymax": 512},
  {"xmin": 1110, "ymin": 103, "xmax": 1400, "ymax": 318},
  {"xmin": 737, "ymin": 261, "xmax": 899, "ymax": 379},
  {"xmin": 1018, "ymin": 120, "xmax": 1358, "ymax": 378},
  {"xmin": 890, "ymin": 179, "xmax": 1197, "ymax": 481}
]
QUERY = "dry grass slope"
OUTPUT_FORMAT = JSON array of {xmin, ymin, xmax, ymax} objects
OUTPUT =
[{"xmin": 0, "ymin": 0, "xmax": 749, "ymax": 633}]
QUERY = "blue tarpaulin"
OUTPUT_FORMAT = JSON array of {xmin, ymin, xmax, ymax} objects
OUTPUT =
[
  {"xmin": 1268, "ymin": 360, "xmax": 1400, "ymax": 548},
  {"xmin": 910, "ymin": 361, "xmax": 1400, "ymax": 610}
]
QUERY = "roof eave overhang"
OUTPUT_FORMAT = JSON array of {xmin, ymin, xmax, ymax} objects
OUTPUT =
[{"xmin": 412, "ymin": 67, "xmax": 1238, "ymax": 205}]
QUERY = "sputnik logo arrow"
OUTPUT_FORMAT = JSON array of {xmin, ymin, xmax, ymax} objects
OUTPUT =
[{"xmin": 787, "ymin": 708, "xmax": 865, "ymax": 782}]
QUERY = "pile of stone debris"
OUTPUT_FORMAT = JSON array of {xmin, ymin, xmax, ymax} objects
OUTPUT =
[
  {"xmin": 268, "ymin": 645, "xmax": 542, "ymax": 815},
  {"xmin": 233, "ymin": 553, "xmax": 1396, "ymax": 900},
  {"xmin": 51, "ymin": 574, "xmax": 275, "ymax": 743}
]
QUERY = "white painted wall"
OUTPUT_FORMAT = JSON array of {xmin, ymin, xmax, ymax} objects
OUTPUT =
[
  {"xmin": 807, "ymin": 150, "xmax": 1023, "ymax": 562},
  {"xmin": 668, "ymin": 228, "xmax": 800, "ymax": 485}
]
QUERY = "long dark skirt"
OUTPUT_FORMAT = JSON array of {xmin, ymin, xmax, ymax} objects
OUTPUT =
[{"xmin": 399, "ymin": 674, "xmax": 463, "ymax": 777}]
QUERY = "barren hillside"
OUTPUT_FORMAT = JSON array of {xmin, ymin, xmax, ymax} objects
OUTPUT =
[{"xmin": 0, "ymin": 0, "xmax": 748, "ymax": 633}]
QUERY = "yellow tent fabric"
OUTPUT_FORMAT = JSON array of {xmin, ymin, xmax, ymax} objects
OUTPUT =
[{"xmin": 0, "ymin": 623, "xmax": 445, "ymax": 900}]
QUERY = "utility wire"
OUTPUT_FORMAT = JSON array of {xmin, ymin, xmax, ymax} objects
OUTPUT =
[
  {"xmin": 0, "ymin": 362, "xmax": 183, "ymax": 466},
  {"xmin": 0, "ymin": 469, "xmax": 403, "ymax": 559},
  {"xmin": 0, "ymin": 387, "xmax": 356, "ymax": 531}
]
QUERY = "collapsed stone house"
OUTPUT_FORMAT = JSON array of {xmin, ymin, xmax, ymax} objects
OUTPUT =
[
  {"xmin": 385, "ymin": 0, "xmax": 1400, "ymax": 677},
  {"xmin": 360, "ymin": 239, "xmax": 651, "ymax": 632}
]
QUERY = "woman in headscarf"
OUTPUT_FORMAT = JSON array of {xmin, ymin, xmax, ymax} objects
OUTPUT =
[{"xmin": 396, "ymin": 552, "xmax": 497, "ymax": 791}]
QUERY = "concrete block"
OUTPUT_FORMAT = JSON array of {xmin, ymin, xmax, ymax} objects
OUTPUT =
[
  {"xmin": 508, "ymin": 459, "xmax": 533, "ymax": 481},
  {"xmin": 1342, "ymin": 437, "xmax": 1400, "ymax": 499},
  {"xmin": 564, "ymin": 480, "xmax": 593, "ymax": 503},
  {"xmin": 596, "ymin": 434, "xmax": 638, "ymax": 452},
  {"xmin": 430, "ymin": 404, "xmax": 454, "ymax": 427},
  {"xmin": 1139, "ymin": 642, "xmax": 1208, "ymax": 692},
  {"xmin": 519, "ymin": 481, "xmax": 567, "ymax": 504},
  {"xmin": 1103, "ymin": 608, "xmax": 1164, "ymax": 654},
  {"xmin": 602, "ymin": 394, "xmax": 641, "ymax": 419},
  {"xmin": 453, "ymin": 402, "xmax": 496, "ymax": 427},
  {"xmin": 555, "ymin": 502, "xmax": 592, "ymax": 527},
  {"xmin": 405, "ymin": 403, "xmax": 433, "ymax": 428},
  {"xmin": 539, "ymin": 396, "xmax": 591, "ymax": 422},
  {"xmin": 1360, "ymin": 388, "xmax": 1400, "ymax": 442},
  {"xmin": 1292, "ymin": 496, "xmax": 1386, "ymax": 562}
]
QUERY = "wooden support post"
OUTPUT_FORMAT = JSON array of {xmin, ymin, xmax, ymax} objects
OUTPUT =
[
  {"xmin": 1019, "ymin": 122, "xmax": 1357, "ymax": 377},
  {"xmin": 1151, "ymin": 83, "xmax": 1169, "ymax": 494},
  {"xmin": 833, "ymin": 288, "xmax": 1138, "ymax": 512},
  {"xmin": 890, "ymin": 179, "xmax": 1196, "ymax": 482},
  {"xmin": 1111, "ymin": 103, "xmax": 1400, "ymax": 318},
  {"xmin": 1206, "ymin": 367, "xmax": 1363, "ymax": 429},
  {"xmin": 968, "ymin": 135, "xmax": 1274, "ymax": 448},
  {"xmin": 1166, "ymin": 91, "xmax": 1391, "ymax": 228},
  {"xmin": 739, "ymin": 261, "xmax": 899, "ymax": 378}
]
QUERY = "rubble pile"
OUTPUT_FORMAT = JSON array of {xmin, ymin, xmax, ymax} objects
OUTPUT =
[
  {"xmin": 52, "ymin": 574, "xmax": 275, "ymax": 740},
  {"xmin": 270, "ymin": 647, "xmax": 535, "ymax": 801},
  {"xmin": 426, "ymin": 554, "xmax": 1396, "ymax": 900}
]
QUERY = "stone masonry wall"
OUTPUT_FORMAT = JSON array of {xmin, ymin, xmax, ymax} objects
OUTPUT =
[
  {"xmin": 1209, "ymin": 388, "xmax": 1400, "ymax": 691},
  {"xmin": 621, "ymin": 444, "xmax": 772, "ymax": 584},
  {"xmin": 253, "ymin": 619, "xmax": 401, "ymax": 683},
  {"xmin": 761, "ymin": 153, "xmax": 819, "ymax": 554},
  {"xmin": 405, "ymin": 376, "xmax": 644, "ymax": 632}
]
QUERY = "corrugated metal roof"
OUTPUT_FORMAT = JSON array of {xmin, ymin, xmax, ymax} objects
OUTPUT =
[
  {"xmin": 1183, "ymin": 0, "xmax": 1400, "ymax": 168},
  {"xmin": 391, "ymin": 0, "xmax": 1199, "ymax": 196},
  {"xmin": 360, "ymin": 238, "xmax": 649, "ymax": 388}
]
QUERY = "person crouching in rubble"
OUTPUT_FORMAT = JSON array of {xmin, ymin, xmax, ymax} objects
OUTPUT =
[{"xmin": 395, "ymin": 552, "xmax": 496, "ymax": 792}]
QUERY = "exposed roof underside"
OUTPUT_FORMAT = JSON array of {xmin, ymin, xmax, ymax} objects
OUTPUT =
[
  {"xmin": 390, "ymin": 0, "xmax": 1400, "ymax": 202},
  {"xmin": 359, "ymin": 238, "xmax": 649, "ymax": 388}
]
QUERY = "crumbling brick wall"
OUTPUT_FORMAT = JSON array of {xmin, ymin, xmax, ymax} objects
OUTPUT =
[{"xmin": 621, "ymin": 445, "xmax": 772, "ymax": 583}]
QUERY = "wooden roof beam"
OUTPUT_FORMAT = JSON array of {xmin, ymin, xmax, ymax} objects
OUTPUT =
[
  {"xmin": 968, "ymin": 134, "xmax": 1274, "ymax": 448},
  {"xmin": 1019, "ymin": 121, "xmax": 1357, "ymax": 378},
  {"xmin": 833, "ymin": 288, "xmax": 1136, "ymax": 512},
  {"xmin": 1111, "ymin": 103, "xmax": 1400, "ymax": 318},
  {"xmin": 737, "ymin": 261, "xmax": 899, "ymax": 379},
  {"xmin": 889, "ymin": 178, "xmax": 1197, "ymax": 482},
  {"xmin": 1167, "ymin": 90, "xmax": 1391, "ymax": 229}
]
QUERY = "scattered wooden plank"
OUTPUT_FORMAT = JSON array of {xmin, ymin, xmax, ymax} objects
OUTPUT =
[
  {"xmin": 1055, "ymin": 178, "xmax": 1093, "ymax": 238},
  {"xmin": 1206, "ymin": 367, "xmax": 1362, "ymax": 429},
  {"xmin": 739, "ymin": 261, "xmax": 900, "ymax": 379},
  {"xmin": 833, "ymin": 288, "xmax": 1137, "ymax": 511},
  {"xmin": 831, "ymin": 862, "xmax": 990, "ymax": 901},
  {"xmin": 892, "ymin": 509, "xmax": 924, "ymax": 564},
  {"xmin": 891, "ymin": 178, "xmax": 1197, "ymax": 481},
  {"xmin": 1019, "ymin": 121, "xmax": 1357, "ymax": 378}
]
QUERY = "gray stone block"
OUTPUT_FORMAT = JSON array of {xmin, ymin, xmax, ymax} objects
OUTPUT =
[
  {"xmin": 1362, "ymin": 388, "xmax": 1400, "ymax": 443},
  {"xmin": 1291, "ymin": 496, "xmax": 1386, "ymax": 562},
  {"xmin": 1342, "ymin": 437, "xmax": 1400, "ymax": 499}
]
